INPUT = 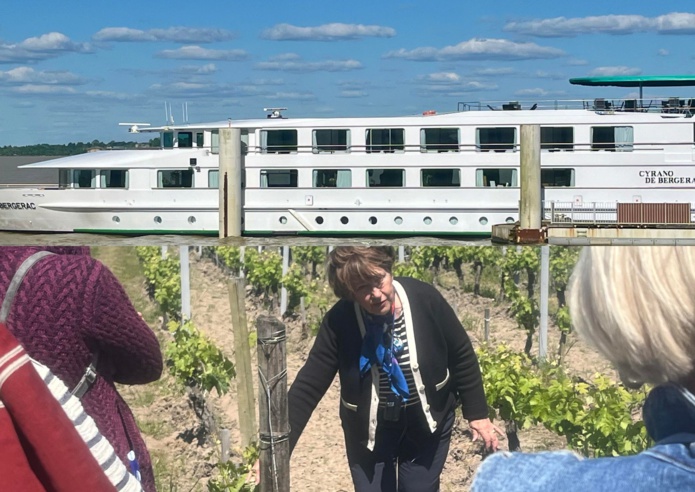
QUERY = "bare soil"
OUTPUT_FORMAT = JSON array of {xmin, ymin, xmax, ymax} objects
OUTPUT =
[{"xmin": 101, "ymin": 248, "xmax": 615, "ymax": 491}]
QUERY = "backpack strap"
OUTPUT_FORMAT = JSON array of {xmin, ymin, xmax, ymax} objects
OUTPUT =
[{"xmin": 0, "ymin": 251, "xmax": 54, "ymax": 323}]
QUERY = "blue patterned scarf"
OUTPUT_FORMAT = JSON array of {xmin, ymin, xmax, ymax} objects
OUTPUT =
[{"xmin": 359, "ymin": 309, "xmax": 409, "ymax": 402}]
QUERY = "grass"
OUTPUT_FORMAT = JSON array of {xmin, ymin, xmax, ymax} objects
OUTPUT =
[
  {"xmin": 137, "ymin": 417, "xmax": 173, "ymax": 440},
  {"xmin": 91, "ymin": 246, "xmax": 161, "ymax": 326}
]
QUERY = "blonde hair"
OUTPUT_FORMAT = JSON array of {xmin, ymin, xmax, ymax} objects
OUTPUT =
[
  {"xmin": 568, "ymin": 246, "xmax": 695, "ymax": 385},
  {"xmin": 327, "ymin": 246, "xmax": 396, "ymax": 300}
]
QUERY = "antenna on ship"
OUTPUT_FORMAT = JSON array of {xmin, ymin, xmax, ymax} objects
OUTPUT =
[
  {"xmin": 164, "ymin": 102, "xmax": 174, "ymax": 125},
  {"xmin": 182, "ymin": 102, "xmax": 189, "ymax": 123}
]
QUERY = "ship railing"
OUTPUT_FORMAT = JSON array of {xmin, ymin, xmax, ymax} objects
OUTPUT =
[
  {"xmin": 458, "ymin": 97, "xmax": 695, "ymax": 115},
  {"xmin": 543, "ymin": 201, "xmax": 694, "ymax": 225}
]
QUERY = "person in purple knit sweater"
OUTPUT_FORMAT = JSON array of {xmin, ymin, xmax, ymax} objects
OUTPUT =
[{"xmin": 0, "ymin": 246, "xmax": 163, "ymax": 492}]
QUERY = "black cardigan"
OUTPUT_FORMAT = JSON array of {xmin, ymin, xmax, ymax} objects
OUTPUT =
[{"xmin": 288, "ymin": 276, "xmax": 489, "ymax": 452}]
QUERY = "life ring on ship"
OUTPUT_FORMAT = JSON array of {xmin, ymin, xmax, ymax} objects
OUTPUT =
[{"xmin": 422, "ymin": 110, "xmax": 437, "ymax": 116}]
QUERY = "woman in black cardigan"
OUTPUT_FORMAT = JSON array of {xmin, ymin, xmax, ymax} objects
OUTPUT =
[{"xmin": 288, "ymin": 246, "xmax": 501, "ymax": 492}]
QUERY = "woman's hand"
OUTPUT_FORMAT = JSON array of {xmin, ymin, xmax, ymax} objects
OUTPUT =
[
  {"xmin": 247, "ymin": 459, "xmax": 260, "ymax": 485},
  {"xmin": 468, "ymin": 418, "xmax": 504, "ymax": 452}
]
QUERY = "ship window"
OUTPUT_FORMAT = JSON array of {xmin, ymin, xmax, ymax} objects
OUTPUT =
[
  {"xmin": 591, "ymin": 126, "xmax": 633, "ymax": 151},
  {"xmin": 101, "ymin": 170, "xmax": 128, "ymax": 188},
  {"xmin": 313, "ymin": 129, "xmax": 350, "ymax": 153},
  {"xmin": 260, "ymin": 169, "xmax": 298, "ymax": 187},
  {"xmin": 313, "ymin": 169, "xmax": 352, "ymax": 187},
  {"xmin": 208, "ymin": 170, "xmax": 219, "ymax": 188},
  {"xmin": 476, "ymin": 127, "xmax": 516, "ymax": 152},
  {"xmin": 541, "ymin": 168, "xmax": 575, "ymax": 187},
  {"xmin": 162, "ymin": 132, "xmax": 174, "ymax": 148},
  {"xmin": 367, "ymin": 169, "xmax": 405, "ymax": 187},
  {"xmin": 211, "ymin": 130, "xmax": 219, "ymax": 154},
  {"xmin": 476, "ymin": 169, "xmax": 518, "ymax": 187},
  {"xmin": 74, "ymin": 169, "xmax": 96, "ymax": 188},
  {"xmin": 422, "ymin": 169, "xmax": 460, "ymax": 187},
  {"xmin": 196, "ymin": 132, "xmax": 204, "ymax": 147},
  {"xmin": 421, "ymin": 128, "xmax": 459, "ymax": 152},
  {"xmin": 366, "ymin": 128, "xmax": 405, "ymax": 153},
  {"xmin": 541, "ymin": 127, "xmax": 574, "ymax": 151},
  {"xmin": 178, "ymin": 132, "xmax": 193, "ymax": 148},
  {"xmin": 158, "ymin": 169, "xmax": 194, "ymax": 188},
  {"xmin": 262, "ymin": 129, "xmax": 298, "ymax": 154}
]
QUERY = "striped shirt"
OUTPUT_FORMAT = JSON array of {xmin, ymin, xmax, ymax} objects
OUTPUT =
[{"xmin": 378, "ymin": 311, "xmax": 420, "ymax": 407}]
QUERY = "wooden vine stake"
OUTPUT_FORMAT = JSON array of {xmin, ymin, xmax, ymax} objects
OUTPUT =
[{"xmin": 256, "ymin": 315, "xmax": 290, "ymax": 492}]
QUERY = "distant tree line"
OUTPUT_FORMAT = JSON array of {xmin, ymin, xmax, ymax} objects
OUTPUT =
[{"xmin": 0, "ymin": 138, "xmax": 161, "ymax": 156}]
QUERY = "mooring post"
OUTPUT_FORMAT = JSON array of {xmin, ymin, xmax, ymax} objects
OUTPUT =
[
  {"xmin": 256, "ymin": 315, "xmax": 290, "ymax": 492},
  {"xmin": 519, "ymin": 124, "xmax": 542, "ymax": 238},
  {"xmin": 229, "ymin": 277, "xmax": 256, "ymax": 448},
  {"xmin": 219, "ymin": 127, "xmax": 242, "ymax": 238}
]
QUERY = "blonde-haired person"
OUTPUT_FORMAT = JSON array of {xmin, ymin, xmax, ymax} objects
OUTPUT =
[
  {"xmin": 471, "ymin": 246, "xmax": 695, "ymax": 492},
  {"xmin": 288, "ymin": 246, "xmax": 501, "ymax": 492}
]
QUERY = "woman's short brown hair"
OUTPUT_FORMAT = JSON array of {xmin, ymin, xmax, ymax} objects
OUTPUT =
[{"xmin": 327, "ymin": 246, "xmax": 396, "ymax": 300}]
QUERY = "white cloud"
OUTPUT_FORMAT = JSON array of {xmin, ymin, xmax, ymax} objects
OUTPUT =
[
  {"xmin": 269, "ymin": 53, "xmax": 302, "ymax": 62},
  {"xmin": 261, "ymin": 23, "xmax": 395, "ymax": 41},
  {"xmin": 588, "ymin": 66, "xmax": 642, "ymax": 77},
  {"xmin": 93, "ymin": 27, "xmax": 235, "ymax": 43},
  {"xmin": 265, "ymin": 91, "xmax": 316, "ymax": 100},
  {"xmin": 156, "ymin": 45, "xmax": 248, "ymax": 61},
  {"xmin": 179, "ymin": 63, "xmax": 218, "ymax": 74},
  {"xmin": 473, "ymin": 67, "xmax": 516, "ymax": 76},
  {"xmin": 658, "ymin": 49, "xmax": 669, "ymax": 56},
  {"xmin": 10, "ymin": 85, "xmax": 78, "ymax": 94},
  {"xmin": 567, "ymin": 58, "xmax": 589, "ymax": 66},
  {"xmin": 0, "ymin": 32, "xmax": 92, "ymax": 63},
  {"xmin": 421, "ymin": 72, "xmax": 461, "ymax": 83},
  {"xmin": 0, "ymin": 67, "xmax": 84, "ymax": 85},
  {"xmin": 339, "ymin": 90, "xmax": 368, "ymax": 98},
  {"xmin": 534, "ymin": 70, "xmax": 565, "ymax": 80},
  {"xmin": 384, "ymin": 38, "xmax": 564, "ymax": 61},
  {"xmin": 255, "ymin": 57, "xmax": 363, "ymax": 72},
  {"xmin": 504, "ymin": 12, "xmax": 695, "ymax": 37}
]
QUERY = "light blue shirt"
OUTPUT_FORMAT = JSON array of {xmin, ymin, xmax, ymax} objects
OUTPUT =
[{"xmin": 471, "ymin": 384, "xmax": 695, "ymax": 492}]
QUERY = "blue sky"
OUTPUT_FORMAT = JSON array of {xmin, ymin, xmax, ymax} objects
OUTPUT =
[{"xmin": 1, "ymin": 1, "xmax": 695, "ymax": 145}]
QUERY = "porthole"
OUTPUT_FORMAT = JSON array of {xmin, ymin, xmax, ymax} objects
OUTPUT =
[
  {"xmin": 188, "ymin": 216, "xmax": 197, "ymax": 224},
  {"xmin": 154, "ymin": 216, "xmax": 162, "ymax": 224},
  {"xmin": 315, "ymin": 216, "xmax": 324, "ymax": 225},
  {"xmin": 479, "ymin": 217, "xmax": 488, "ymax": 225},
  {"xmin": 394, "ymin": 216, "xmax": 403, "ymax": 225},
  {"xmin": 423, "ymin": 216, "xmax": 432, "ymax": 225},
  {"xmin": 279, "ymin": 216, "xmax": 288, "ymax": 224},
  {"xmin": 449, "ymin": 217, "xmax": 458, "ymax": 225},
  {"xmin": 369, "ymin": 216, "xmax": 377, "ymax": 225},
  {"xmin": 340, "ymin": 216, "xmax": 349, "ymax": 225},
  {"xmin": 112, "ymin": 216, "xmax": 120, "ymax": 223},
  {"xmin": 506, "ymin": 217, "xmax": 515, "ymax": 224}
]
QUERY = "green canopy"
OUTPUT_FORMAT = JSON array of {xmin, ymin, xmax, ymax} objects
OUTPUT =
[{"xmin": 570, "ymin": 75, "xmax": 695, "ymax": 99}]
